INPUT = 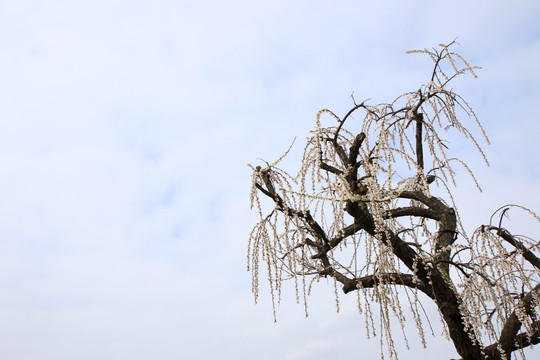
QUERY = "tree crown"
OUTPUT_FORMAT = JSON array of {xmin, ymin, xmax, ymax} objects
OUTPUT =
[{"xmin": 248, "ymin": 41, "xmax": 540, "ymax": 360}]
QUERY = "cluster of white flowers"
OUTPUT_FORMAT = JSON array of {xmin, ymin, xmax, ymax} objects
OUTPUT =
[{"xmin": 248, "ymin": 42, "xmax": 538, "ymax": 360}]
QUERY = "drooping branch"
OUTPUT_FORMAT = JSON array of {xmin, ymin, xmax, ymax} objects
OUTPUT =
[
  {"xmin": 328, "ymin": 223, "xmax": 363, "ymax": 248},
  {"xmin": 323, "ymin": 136, "xmax": 349, "ymax": 167},
  {"xmin": 254, "ymin": 172, "xmax": 329, "ymax": 245},
  {"xmin": 341, "ymin": 272, "xmax": 435, "ymax": 299},
  {"xmin": 483, "ymin": 225, "xmax": 540, "ymax": 271},
  {"xmin": 333, "ymin": 102, "xmax": 367, "ymax": 143}
]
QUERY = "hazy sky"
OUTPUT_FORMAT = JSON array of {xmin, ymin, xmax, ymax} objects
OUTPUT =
[{"xmin": 0, "ymin": 1, "xmax": 539, "ymax": 359}]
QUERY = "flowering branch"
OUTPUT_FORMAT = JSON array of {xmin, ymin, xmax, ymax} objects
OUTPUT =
[{"xmin": 248, "ymin": 41, "xmax": 538, "ymax": 360}]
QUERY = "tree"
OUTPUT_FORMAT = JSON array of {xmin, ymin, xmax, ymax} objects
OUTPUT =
[{"xmin": 247, "ymin": 41, "xmax": 540, "ymax": 360}]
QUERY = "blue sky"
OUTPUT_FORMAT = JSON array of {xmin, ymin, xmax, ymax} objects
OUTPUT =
[{"xmin": 0, "ymin": 1, "xmax": 539, "ymax": 359}]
